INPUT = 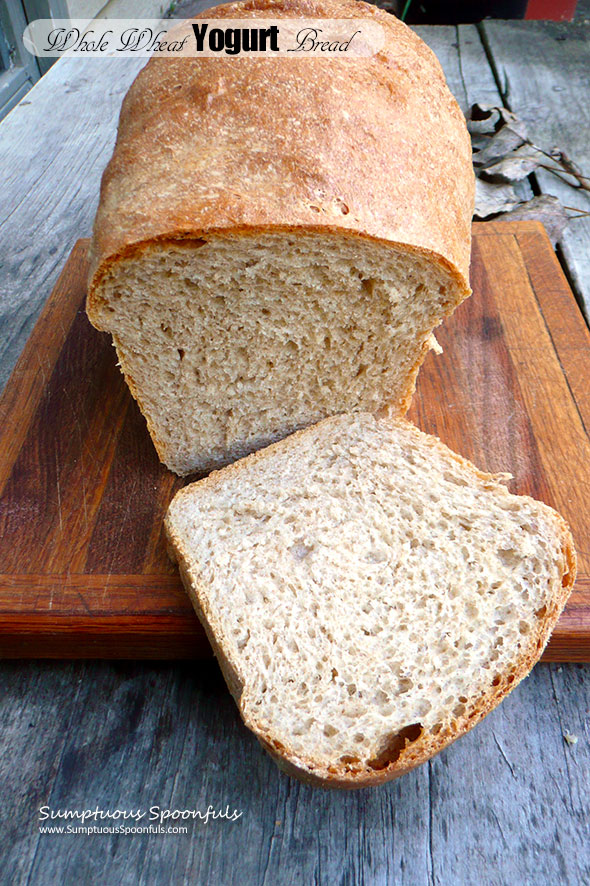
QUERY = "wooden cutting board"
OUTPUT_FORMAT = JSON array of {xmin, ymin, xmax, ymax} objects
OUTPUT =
[{"xmin": 1, "ymin": 221, "xmax": 589, "ymax": 660}]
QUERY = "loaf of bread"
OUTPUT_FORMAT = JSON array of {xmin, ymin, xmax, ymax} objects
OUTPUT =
[
  {"xmin": 87, "ymin": 0, "xmax": 475, "ymax": 476},
  {"xmin": 165, "ymin": 413, "xmax": 576, "ymax": 788}
]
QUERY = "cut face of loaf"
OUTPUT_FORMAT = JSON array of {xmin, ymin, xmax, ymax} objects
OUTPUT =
[
  {"xmin": 89, "ymin": 232, "xmax": 464, "ymax": 475},
  {"xmin": 165, "ymin": 413, "xmax": 576, "ymax": 788}
]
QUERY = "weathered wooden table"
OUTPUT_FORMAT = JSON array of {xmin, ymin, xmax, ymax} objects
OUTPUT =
[{"xmin": 1, "ymin": 15, "xmax": 589, "ymax": 886}]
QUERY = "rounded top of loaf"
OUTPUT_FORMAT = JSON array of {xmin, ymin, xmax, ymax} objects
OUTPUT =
[{"xmin": 87, "ymin": 0, "xmax": 474, "ymax": 302}]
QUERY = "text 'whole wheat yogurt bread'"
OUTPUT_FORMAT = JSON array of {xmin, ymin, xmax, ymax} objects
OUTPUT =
[
  {"xmin": 165, "ymin": 414, "xmax": 576, "ymax": 788},
  {"xmin": 86, "ymin": 0, "xmax": 475, "ymax": 476}
]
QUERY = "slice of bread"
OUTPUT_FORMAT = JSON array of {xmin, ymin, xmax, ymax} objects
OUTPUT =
[{"xmin": 165, "ymin": 414, "xmax": 576, "ymax": 788}]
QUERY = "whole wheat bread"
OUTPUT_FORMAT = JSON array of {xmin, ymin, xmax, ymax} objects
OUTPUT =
[
  {"xmin": 165, "ymin": 413, "xmax": 576, "ymax": 788},
  {"xmin": 87, "ymin": 0, "xmax": 474, "ymax": 476}
]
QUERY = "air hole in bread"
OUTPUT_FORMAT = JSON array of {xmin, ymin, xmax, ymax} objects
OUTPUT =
[
  {"xmin": 443, "ymin": 472, "xmax": 468, "ymax": 487},
  {"xmin": 175, "ymin": 237, "xmax": 206, "ymax": 249},
  {"xmin": 498, "ymin": 548, "xmax": 520, "ymax": 568},
  {"xmin": 290, "ymin": 542, "xmax": 312, "ymax": 560},
  {"xmin": 367, "ymin": 723, "xmax": 423, "ymax": 770}
]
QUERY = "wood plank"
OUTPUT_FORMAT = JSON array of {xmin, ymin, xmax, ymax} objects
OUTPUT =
[
  {"xmin": 0, "ymin": 223, "xmax": 588, "ymax": 660},
  {"xmin": 0, "ymin": 574, "xmax": 204, "ymax": 658},
  {"xmin": 0, "ymin": 656, "xmax": 434, "ymax": 885},
  {"xmin": 0, "ymin": 241, "xmax": 88, "ymax": 496},
  {"xmin": 412, "ymin": 222, "xmax": 590, "ymax": 661},
  {"xmin": 516, "ymin": 227, "xmax": 590, "ymax": 433},
  {"xmin": 0, "ymin": 660, "xmax": 84, "ymax": 883},
  {"xmin": 547, "ymin": 577, "xmax": 590, "ymax": 662},
  {"xmin": 428, "ymin": 662, "xmax": 590, "ymax": 885},
  {"xmin": 411, "ymin": 227, "xmax": 557, "ymax": 501},
  {"xmin": 480, "ymin": 19, "xmax": 590, "ymax": 319},
  {"xmin": 475, "ymin": 230, "xmax": 590, "ymax": 574},
  {"xmin": 482, "ymin": 223, "xmax": 590, "ymax": 662}
]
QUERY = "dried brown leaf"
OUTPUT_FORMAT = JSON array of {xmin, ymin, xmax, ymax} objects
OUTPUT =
[
  {"xmin": 493, "ymin": 195, "xmax": 569, "ymax": 245},
  {"xmin": 474, "ymin": 179, "xmax": 520, "ymax": 219},
  {"xmin": 471, "ymin": 134, "xmax": 492, "ymax": 152},
  {"xmin": 468, "ymin": 104, "xmax": 528, "ymax": 139},
  {"xmin": 472, "ymin": 126, "xmax": 527, "ymax": 169},
  {"xmin": 480, "ymin": 144, "xmax": 544, "ymax": 183},
  {"xmin": 467, "ymin": 103, "xmax": 502, "ymax": 135}
]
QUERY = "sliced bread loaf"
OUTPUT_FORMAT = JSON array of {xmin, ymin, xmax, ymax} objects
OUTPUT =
[
  {"xmin": 87, "ymin": 0, "xmax": 474, "ymax": 475},
  {"xmin": 165, "ymin": 413, "xmax": 576, "ymax": 788}
]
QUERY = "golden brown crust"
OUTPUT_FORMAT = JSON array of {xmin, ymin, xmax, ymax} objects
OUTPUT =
[
  {"xmin": 87, "ymin": 0, "xmax": 474, "ymax": 319},
  {"xmin": 165, "ymin": 414, "xmax": 577, "ymax": 789}
]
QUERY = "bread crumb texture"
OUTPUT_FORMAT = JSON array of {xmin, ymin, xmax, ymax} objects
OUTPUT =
[
  {"xmin": 166, "ymin": 414, "xmax": 575, "ymax": 786},
  {"xmin": 93, "ymin": 234, "xmax": 459, "ymax": 475}
]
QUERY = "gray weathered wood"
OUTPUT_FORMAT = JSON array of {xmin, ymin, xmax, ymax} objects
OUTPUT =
[
  {"xmin": 1, "ymin": 26, "xmax": 590, "ymax": 886},
  {"xmin": 416, "ymin": 24, "xmax": 533, "ymax": 205},
  {"xmin": 0, "ymin": 661, "xmax": 589, "ymax": 884},
  {"xmin": 415, "ymin": 24, "xmax": 500, "ymax": 115},
  {"xmin": 481, "ymin": 19, "xmax": 590, "ymax": 320},
  {"xmin": 0, "ymin": 55, "xmax": 144, "ymax": 393}
]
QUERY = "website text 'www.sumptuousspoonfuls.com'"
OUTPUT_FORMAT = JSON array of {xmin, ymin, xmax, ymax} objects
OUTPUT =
[{"xmin": 37, "ymin": 805, "xmax": 242, "ymax": 836}]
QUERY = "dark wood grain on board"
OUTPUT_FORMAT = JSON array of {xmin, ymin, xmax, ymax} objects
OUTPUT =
[{"xmin": 0, "ymin": 222, "xmax": 588, "ymax": 659}]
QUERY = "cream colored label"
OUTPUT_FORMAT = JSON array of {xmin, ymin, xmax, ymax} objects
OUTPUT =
[{"xmin": 24, "ymin": 18, "xmax": 386, "ymax": 58}]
